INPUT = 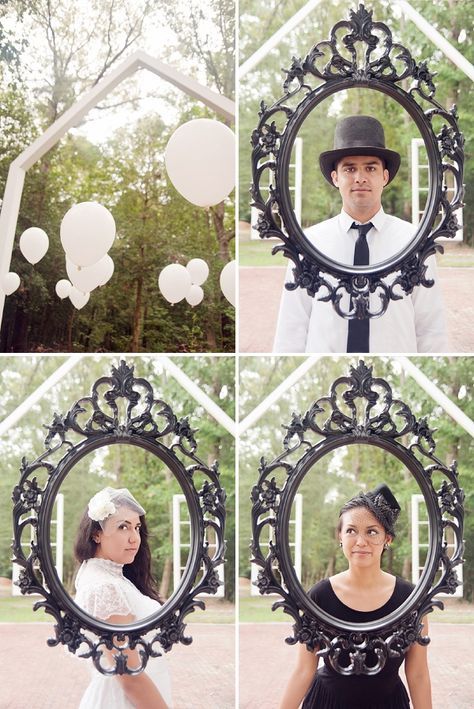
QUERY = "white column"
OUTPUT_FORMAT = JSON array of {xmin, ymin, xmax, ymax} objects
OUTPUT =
[
  {"xmin": 172, "ymin": 494, "xmax": 185, "ymax": 592},
  {"xmin": 294, "ymin": 137, "xmax": 303, "ymax": 225},
  {"xmin": 0, "ymin": 165, "xmax": 26, "ymax": 323},
  {"xmin": 411, "ymin": 493, "xmax": 423, "ymax": 585},
  {"xmin": 54, "ymin": 493, "xmax": 64, "ymax": 583}
]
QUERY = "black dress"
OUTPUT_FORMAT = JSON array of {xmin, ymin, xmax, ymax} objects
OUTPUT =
[{"xmin": 302, "ymin": 576, "xmax": 415, "ymax": 709}]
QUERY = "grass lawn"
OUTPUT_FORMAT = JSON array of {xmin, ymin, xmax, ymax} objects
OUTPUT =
[
  {"xmin": 0, "ymin": 595, "xmax": 235, "ymax": 624},
  {"xmin": 0, "ymin": 595, "xmax": 50, "ymax": 623},
  {"xmin": 239, "ymin": 594, "xmax": 291, "ymax": 623},
  {"xmin": 437, "ymin": 242, "xmax": 474, "ymax": 267},
  {"xmin": 238, "ymin": 594, "xmax": 474, "ymax": 624},
  {"xmin": 239, "ymin": 239, "xmax": 474, "ymax": 268},
  {"xmin": 239, "ymin": 240, "xmax": 287, "ymax": 267},
  {"xmin": 2, "ymin": 594, "xmax": 472, "ymax": 625}
]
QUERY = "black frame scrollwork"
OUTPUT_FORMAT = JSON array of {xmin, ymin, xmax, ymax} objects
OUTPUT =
[
  {"xmin": 251, "ymin": 3, "xmax": 464, "ymax": 319},
  {"xmin": 250, "ymin": 360, "xmax": 464, "ymax": 675},
  {"xmin": 12, "ymin": 360, "xmax": 226, "ymax": 675}
]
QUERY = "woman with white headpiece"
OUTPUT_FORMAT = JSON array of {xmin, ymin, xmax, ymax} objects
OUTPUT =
[{"xmin": 74, "ymin": 487, "xmax": 172, "ymax": 708}]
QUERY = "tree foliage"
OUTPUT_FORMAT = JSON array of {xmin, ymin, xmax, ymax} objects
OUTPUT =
[{"xmin": 0, "ymin": 0, "xmax": 235, "ymax": 352}]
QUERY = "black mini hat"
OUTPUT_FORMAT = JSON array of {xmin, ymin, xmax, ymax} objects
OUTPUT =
[
  {"xmin": 364, "ymin": 483, "xmax": 401, "ymax": 537},
  {"xmin": 319, "ymin": 115, "xmax": 401, "ymax": 187}
]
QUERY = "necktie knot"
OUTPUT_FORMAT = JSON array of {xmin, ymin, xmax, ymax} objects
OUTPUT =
[{"xmin": 351, "ymin": 221, "xmax": 373, "ymax": 238}]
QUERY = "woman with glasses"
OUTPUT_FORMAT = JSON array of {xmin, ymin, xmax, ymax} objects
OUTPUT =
[{"xmin": 279, "ymin": 484, "xmax": 432, "ymax": 708}]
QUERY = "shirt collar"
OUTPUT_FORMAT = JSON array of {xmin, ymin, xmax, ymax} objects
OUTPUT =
[{"xmin": 339, "ymin": 207, "xmax": 386, "ymax": 233}]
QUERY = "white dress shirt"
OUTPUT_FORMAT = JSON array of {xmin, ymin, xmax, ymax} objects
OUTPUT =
[{"xmin": 273, "ymin": 208, "xmax": 448, "ymax": 353}]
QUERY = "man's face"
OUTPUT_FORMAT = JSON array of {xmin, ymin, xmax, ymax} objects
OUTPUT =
[{"xmin": 331, "ymin": 155, "xmax": 389, "ymax": 219}]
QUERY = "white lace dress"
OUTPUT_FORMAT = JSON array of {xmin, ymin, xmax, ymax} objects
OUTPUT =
[{"xmin": 74, "ymin": 557, "xmax": 172, "ymax": 708}]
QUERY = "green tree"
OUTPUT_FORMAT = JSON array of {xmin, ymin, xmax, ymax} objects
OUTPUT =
[{"xmin": 0, "ymin": 0, "xmax": 235, "ymax": 352}]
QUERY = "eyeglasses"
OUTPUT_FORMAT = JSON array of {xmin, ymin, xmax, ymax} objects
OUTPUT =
[{"xmin": 342, "ymin": 528, "xmax": 385, "ymax": 545}]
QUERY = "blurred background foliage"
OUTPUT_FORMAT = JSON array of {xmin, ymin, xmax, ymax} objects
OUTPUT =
[{"xmin": 0, "ymin": 0, "xmax": 235, "ymax": 352}]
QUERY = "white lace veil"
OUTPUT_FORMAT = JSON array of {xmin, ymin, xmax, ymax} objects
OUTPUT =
[{"xmin": 87, "ymin": 487, "xmax": 145, "ymax": 530}]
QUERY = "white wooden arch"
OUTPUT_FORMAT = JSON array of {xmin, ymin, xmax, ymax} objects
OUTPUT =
[
  {"xmin": 0, "ymin": 50, "xmax": 235, "ymax": 327},
  {"xmin": 0, "ymin": 354, "xmax": 236, "ymax": 437},
  {"xmin": 239, "ymin": 0, "xmax": 474, "ymax": 80},
  {"xmin": 239, "ymin": 357, "xmax": 474, "ymax": 438}
]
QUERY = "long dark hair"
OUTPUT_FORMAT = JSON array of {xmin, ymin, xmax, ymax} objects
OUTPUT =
[{"xmin": 74, "ymin": 508, "xmax": 162, "ymax": 602}]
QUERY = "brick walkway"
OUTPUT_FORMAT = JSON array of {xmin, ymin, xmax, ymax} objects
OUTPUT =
[
  {"xmin": 239, "ymin": 267, "xmax": 474, "ymax": 353},
  {"xmin": 0, "ymin": 623, "xmax": 234, "ymax": 708},
  {"xmin": 239, "ymin": 622, "xmax": 474, "ymax": 708}
]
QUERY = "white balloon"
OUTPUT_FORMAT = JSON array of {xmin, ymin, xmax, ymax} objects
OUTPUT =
[
  {"xmin": 2, "ymin": 272, "xmax": 20, "ymax": 295},
  {"xmin": 69, "ymin": 286, "xmax": 90, "ymax": 310},
  {"xmin": 19, "ymin": 227, "xmax": 49, "ymax": 264},
  {"xmin": 219, "ymin": 260, "xmax": 235, "ymax": 307},
  {"xmin": 158, "ymin": 264, "xmax": 191, "ymax": 304},
  {"xmin": 165, "ymin": 119, "xmax": 235, "ymax": 207},
  {"xmin": 96, "ymin": 254, "xmax": 114, "ymax": 286},
  {"xmin": 186, "ymin": 284, "xmax": 204, "ymax": 307},
  {"xmin": 55, "ymin": 279, "xmax": 72, "ymax": 299},
  {"xmin": 60, "ymin": 202, "xmax": 116, "ymax": 267},
  {"xmin": 186, "ymin": 258, "xmax": 209, "ymax": 286},
  {"xmin": 66, "ymin": 254, "xmax": 114, "ymax": 293}
]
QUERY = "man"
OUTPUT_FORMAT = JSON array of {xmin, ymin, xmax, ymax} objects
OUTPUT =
[{"xmin": 273, "ymin": 115, "xmax": 448, "ymax": 353}]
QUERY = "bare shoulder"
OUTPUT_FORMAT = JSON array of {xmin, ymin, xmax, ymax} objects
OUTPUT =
[{"xmin": 328, "ymin": 571, "xmax": 348, "ymax": 590}]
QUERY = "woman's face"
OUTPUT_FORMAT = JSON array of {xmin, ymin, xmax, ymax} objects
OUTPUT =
[
  {"xmin": 339, "ymin": 506, "xmax": 391, "ymax": 566},
  {"xmin": 93, "ymin": 506, "xmax": 142, "ymax": 565}
]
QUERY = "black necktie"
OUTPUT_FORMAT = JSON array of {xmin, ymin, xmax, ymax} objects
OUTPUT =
[{"xmin": 347, "ymin": 221, "xmax": 373, "ymax": 353}]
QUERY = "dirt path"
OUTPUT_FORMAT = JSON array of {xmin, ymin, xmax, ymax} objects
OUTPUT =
[
  {"xmin": 0, "ymin": 623, "xmax": 234, "ymax": 708},
  {"xmin": 239, "ymin": 267, "xmax": 474, "ymax": 353}
]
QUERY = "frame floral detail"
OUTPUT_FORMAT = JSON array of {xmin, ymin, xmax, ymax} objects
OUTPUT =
[
  {"xmin": 250, "ymin": 4, "xmax": 465, "ymax": 320},
  {"xmin": 12, "ymin": 360, "xmax": 226, "ymax": 676},
  {"xmin": 250, "ymin": 361, "xmax": 464, "ymax": 675}
]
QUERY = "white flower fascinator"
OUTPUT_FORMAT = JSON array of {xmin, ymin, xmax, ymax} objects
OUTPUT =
[
  {"xmin": 88, "ymin": 489, "xmax": 117, "ymax": 522},
  {"xmin": 87, "ymin": 487, "xmax": 145, "ymax": 528}
]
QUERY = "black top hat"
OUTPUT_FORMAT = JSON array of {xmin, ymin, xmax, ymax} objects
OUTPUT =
[{"xmin": 319, "ymin": 115, "xmax": 401, "ymax": 187}]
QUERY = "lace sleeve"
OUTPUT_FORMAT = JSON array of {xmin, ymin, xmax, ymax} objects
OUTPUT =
[{"xmin": 75, "ymin": 582, "xmax": 133, "ymax": 621}]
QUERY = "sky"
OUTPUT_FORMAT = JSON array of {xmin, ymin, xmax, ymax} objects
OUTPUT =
[{"xmin": 3, "ymin": 1, "xmax": 229, "ymax": 146}]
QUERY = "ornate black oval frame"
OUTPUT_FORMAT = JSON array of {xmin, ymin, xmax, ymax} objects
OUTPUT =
[
  {"xmin": 12, "ymin": 360, "xmax": 226, "ymax": 675},
  {"xmin": 251, "ymin": 3, "xmax": 464, "ymax": 319},
  {"xmin": 250, "ymin": 360, "xmax": 464, "ymax": 675}
]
